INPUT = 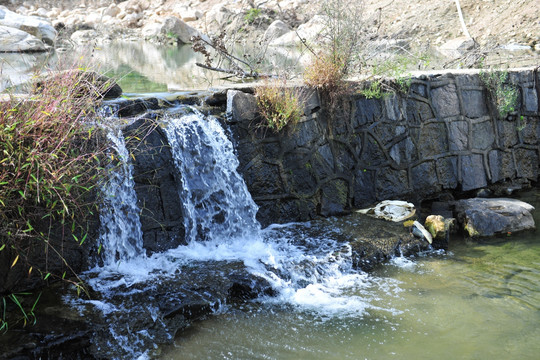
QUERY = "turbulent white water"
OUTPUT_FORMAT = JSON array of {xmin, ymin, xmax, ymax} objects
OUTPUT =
[
  {"xmin": 164, "ymin": 109, "xmax": 260, "ymax": 242},
  {"xmin": 97, "ymin": 129, "xmax": 145, "ymax": 266}
]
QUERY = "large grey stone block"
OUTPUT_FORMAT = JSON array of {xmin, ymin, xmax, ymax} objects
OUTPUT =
[
  {"xmin": 448, "ymin": 120, "xmax": 469, "ymax": 151},
  {"xmin": 461, "ymin": 154, "xmax": 487, "ymax": 191},
  {"xmin": 227, "ymin": 90, "xmax": 257, "ymax": 123},
  {"xmin": 454, "ymin": 198, "xmax": 535, "ymax": 237},
  {"xmin": 471, "ymin": 120, "xmax": 495, "ymax": 150},
  {"xmin": 488, "ymin": 150, "xmax": 515, "ymax": 183},
  {"xmin": 431, "ymin": 83, "xmax": 460, "ymax": 118}
]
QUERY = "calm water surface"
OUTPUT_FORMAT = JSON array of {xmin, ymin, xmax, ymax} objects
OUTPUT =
[{"xmin": 161, "ymin": 195, "xmax": 540, "ymax": 360}]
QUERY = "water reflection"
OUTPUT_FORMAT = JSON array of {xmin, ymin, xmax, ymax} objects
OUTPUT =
[{"xmin": 0, "ymin": 41, "xmax": 305, "ymax": 93}]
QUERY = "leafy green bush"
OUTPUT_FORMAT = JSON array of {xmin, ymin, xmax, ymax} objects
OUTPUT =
[{"xmin": 480, "ymin": 70, "xmax": 519, "ymax": 119}]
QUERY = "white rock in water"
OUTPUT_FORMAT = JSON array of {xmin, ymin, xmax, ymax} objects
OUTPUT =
[
  {"xmin": 412, "ymin": 220, "xmax": 433, "ymax": 244},
  {"xmin": 357, "ymin": 200, "xmax": 416, "ymax": 222}
]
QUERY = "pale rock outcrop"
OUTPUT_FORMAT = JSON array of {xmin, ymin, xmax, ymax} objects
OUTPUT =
[
  {"xmin": 270, "ymin": 15, "xmax": 326, "ymax": 46},
  {"xmin": 206, "ymin": 4, "xmax": 232, "ymax": 28},
  {"xmin": 0, "ymin": 24, "xmax": 46, "ymax": 51},
  {"xmin": 70, "ymin": 29, "xmax": 99, "ymax": 44},
  {"xmin": 0, "ymin": 6, "xmax": 56, "ymax": 47},
  {"xmin": 160, "ymin": 16, "xmax": 199, "ymax": 44},
  {"xmin": 263, "ymin": 20, "xmax": 291, "ymax": 42}
]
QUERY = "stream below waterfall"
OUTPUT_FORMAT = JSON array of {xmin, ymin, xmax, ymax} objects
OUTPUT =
[
  {"xmin": 161, "ymin": 232, "xmax": 540, "ymax": 360},
  {"xmin": 76, "ymin": 106, "xmax": 540, "ymax": 360}
]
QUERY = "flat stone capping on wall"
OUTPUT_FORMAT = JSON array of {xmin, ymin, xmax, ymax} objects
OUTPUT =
[{"xmin": 227, "ymin": 67, "xmax": 540, "ymax": 226}]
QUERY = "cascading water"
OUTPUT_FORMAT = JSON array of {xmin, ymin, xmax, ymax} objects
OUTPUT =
[
  {"xmin": 98, "ymin": 129, "xmax": 145, "ymax": 265},
  {"xmin": 76, "ymin": 107, "xmax": 402, "ymax": 359},
  {"xmin": 164, "ymin": 109, "xmax": 260, "ymax": 242}
]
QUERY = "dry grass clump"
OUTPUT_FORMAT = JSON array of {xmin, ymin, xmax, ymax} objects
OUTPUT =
[{"xmin": 255, "ymin": 79, "xmax": 303, "ymax": 132}]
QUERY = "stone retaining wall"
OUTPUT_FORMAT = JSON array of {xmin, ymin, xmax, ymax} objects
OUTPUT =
[{"xmin": 227, "ymin": 68, "xmax": 540, "ymax": 226}]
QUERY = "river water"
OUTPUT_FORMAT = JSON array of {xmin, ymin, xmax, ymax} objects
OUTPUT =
[{"xmin": 161, "ymin": 217, "xmax": 540, "ymax": 360}]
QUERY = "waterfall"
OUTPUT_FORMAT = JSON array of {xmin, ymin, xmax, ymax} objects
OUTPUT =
[
  {"xmin": 81, "ymin": 107, "xmax": 400, "ymax": 359},
  {"xmin": 98, "ymin": 128, "xmax": 144, "ymax": 265},
  {"xmin": 164, "ymin": 109, "xmax": 260, "ymax": 243}
]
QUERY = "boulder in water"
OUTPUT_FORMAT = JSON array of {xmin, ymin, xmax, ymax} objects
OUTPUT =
[{"xmin": 454, "ymin": 197, "xmax": 535, "ymax": 237}]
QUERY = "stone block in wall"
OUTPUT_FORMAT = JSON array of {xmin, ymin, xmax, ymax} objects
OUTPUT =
[
  {"xmin": 411, "ymin": 161, "xmax": 440, "ymax": 195},
  {"xmin": 242, "ymin": 156, "xmax": 284, "ymax": 196},
  {"xmin": 335, "ymin": 142, "xmax": 357, "ymax": 173},
  {"xmin": 497, "ymin": 120, "xmax": 519, "ymax": 148},
  {"xmin": 436, "ymin": 156, "xmax": 458, "ymax": 189},
  {"xmin": 406, "ymin": 98, "xmax": 434, "ymax": 125},
  {"xmin": 354, "ymin": 97, "xmax": 383, "ymax": 127},
  {"xmin": 455, "ymin": 74, "xmax": 483, "ymax": 88},
  {"xmin": 316, "ymin": 143, "xmax": 335, "ymax": 171},
  {"xmin": 376, "ymin": 168, "xmax": 409, "ymax": 200},
  {"xmin": 353, "ymin": 169, "xmax": 376, "ymax": 207},
  {"xmin": 519, "ymin": 117, "xmax": 538, "ymax": 144},
  {"xmin": 320, "ymin": 179, "xmax": 349, "ymax": 216},
  {"xmin": 361, "ymin": 134, "xmax": 387, "ymax": 166},
  {"xmin": 293, "ymin": 118, "xmax": 322, "ymax": 148},
  {"xmin": 282, "ymin": 151, "xmax": 319, "ymax": 196},
  {"xmin": 226, "ymin": 90, "xmax": 257, "ymax": 123},
  {"xmin": 461, "ymin": 89, "xmax": 488, "ymax": 118},
  {"xmin": 461, "ymin": 154, "xmax": 487, "ymax": 191},
  {"xmin": 448, "ymin": 120, "xmax": 469, "ymax": 151},
  {"xmin": 373, "ymin": 122, "xmax": 406, "ymax": 147},
  {"xmin": 302, "ymin": 88, "xmax": 320, "ymax": 116},
  {"xmin": 389, "ymin": 137, "xmax": 417, "ymax": 165},
  {"xmin": 488, "ymin": 150, "xmax": 515, "ymax": 183},
  {"xmin": 384, "ymin": 94, "xmax": 403, "ymax": 121},
  {"xmin": 418, "ymin": 122, "xmax": 448, "ymax": 158},
  {"xmin": 514, "ymin": 148, "xmax": 539, "ymax": 180},
  {"xmin": 471, "ymin": 120, "xmax": 496, "ymax": 150},
  {"xmin": 255, "ymin": 198, "xmax": 317, "ymax": 227},
  {"xmin": 523, "ymin": 87, "xmax": 538, "ymax": 113},
  {"xmin": 410, "ymin": 81, "xmax": 428, "ymax": 98},
  {"xmin": 431, "ymin": 82, "xmax": 460, "ymax": 118}
]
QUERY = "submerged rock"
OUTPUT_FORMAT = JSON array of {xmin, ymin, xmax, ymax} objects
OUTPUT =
[{"xmin": 454, "ymin": 198, "xmax": 535, "ymax": 237}]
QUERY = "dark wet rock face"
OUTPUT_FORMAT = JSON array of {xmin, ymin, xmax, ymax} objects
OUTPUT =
[
  {"xmin": 0, "ymin": 261, "xmax": 272, "ymax": 360},
  {"xmin": 123, "ymin": 115, "xmax": 187, "ymax": 254}
]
